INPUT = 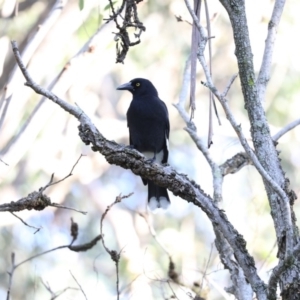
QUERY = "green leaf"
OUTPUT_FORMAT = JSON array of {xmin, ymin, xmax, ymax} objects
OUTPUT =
[
  {"xmin": 104, "ymin": 1, "xmax": 118, "ymax": 11},
  {"xmin": 79, "ymin": 0, "xmax": 84, "ymax": 10}
]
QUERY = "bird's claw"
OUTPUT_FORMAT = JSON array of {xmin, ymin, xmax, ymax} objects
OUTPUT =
[{"xmin": 146, "ymin": 157, "xmax": 155, "ymax": 164}]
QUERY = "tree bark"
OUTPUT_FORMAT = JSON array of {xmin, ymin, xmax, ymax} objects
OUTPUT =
[{"xmin": 219, "ymin": 0, "xmax": 300, "ymax": 299}]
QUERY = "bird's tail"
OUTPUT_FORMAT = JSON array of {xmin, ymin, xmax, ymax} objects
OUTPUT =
[{"xmin": 147, "ymin": 180, "xmax": 170, "ymax": 210}]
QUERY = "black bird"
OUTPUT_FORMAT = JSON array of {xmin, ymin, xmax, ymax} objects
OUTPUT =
[{"xmin": 117, "ymin": 78, "xmax": 170, "ymax": 210}]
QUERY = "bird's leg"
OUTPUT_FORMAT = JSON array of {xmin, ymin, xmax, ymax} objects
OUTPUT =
[{"xmin": 146, "ymin": 152, "xmax": 156, "ymax": 164}]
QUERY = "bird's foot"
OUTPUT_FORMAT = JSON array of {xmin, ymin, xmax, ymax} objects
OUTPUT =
[{"xmin": 146, "ymin": 157, "xmax": 156, "ymax": 164}]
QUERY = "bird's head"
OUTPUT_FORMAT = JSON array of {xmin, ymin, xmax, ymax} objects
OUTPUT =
[{"xmin": 117, "ymin": 78, "xmax": 158, "ymax": 96}]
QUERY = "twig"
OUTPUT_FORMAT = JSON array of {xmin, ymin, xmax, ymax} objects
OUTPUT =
[
  {"xmin": 41, "ymin": 279, "xmax": 78, "ymax": 300},
  {"xmin": 184, "ymin": 0, "xmax": 202, "ymax": 33},
  {"xmin": 41, "ymin": 154, "xmax": 85, "ymax": 191},
  {"xmin": 100, "ymin": 193, "xmax": 133, "ymax": 300},
  {"xmin": 6, "ymin": 253, "xmax": 15, "ymax": 300},
  {"xmin": 175, "ymin": 56, "xmax": 223, "ymax": 202},
  {"xmin": 0, "ymin": 0, "xmax": 67, "ymax": 134},
  {"xmin": 199, "ymin": 244, "xmax": 214, "ymax": 292},
  {"xmin": 273, "ymin": 118, "xmax": 300, "ymax": 141},
  {"xmin": 221, "ymin": 73, "xmax": 239, "ymax": 97},
  {"xmin": 50, "ymin": 203, "xmax": 87, "ymax": 215},
  {"xmin": 6, "ymin": 220, "xmax": 101, "ymax": 299},
  {"xmin": 0, "ymin": 155, "xmax": 85, "ymax": 213},
  {"xmin": 104, "ymin": 0, "xmax": 145, "ymax": 63},
  {"xmin": 10, "ymin": 212, "xmax": 41, "ymax": 233},
  {"xmin": 139, "ymin": 212, "xmax": 171, "ymax": 257},
  {"xmin": 189, "ymin": 0, "xmax": 201, "ymax": 119},
  {"xmin": 204, "ymin": 0, "xmax": 221, "ymax": 148},
  {"xmin": 219, "ymin": 116, "xmax": 300, "ymax": 176},
  {"xmin": 174, "ymin": 15, "xmax": 192, "ymax": 25},
  {"xmin": 0, "ymin": 157, "xmax": 9, "ymax": 165},
  {"xmin": 1, "ymin": 22, "xmax": 107, "ymax": 156},
  {"xmin": 69, "ymin": 271, "xmax": 88, "ymax": 300},
  {"xmin": 256, "ymin": 0, "xmax": 287, "ymax": 103},
  {"xmin": 11, "ymin": 41, "xmax": 82, "ymax": 119},
  {"xmin": 259, "ymin": 241, "xmax": 277, "ymax": 271}
]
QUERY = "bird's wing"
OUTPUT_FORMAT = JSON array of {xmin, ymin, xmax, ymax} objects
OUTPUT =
[
  {"xmin": 160, "ymin": 100, "xmax": 169, "ymax": 164},
  {"xmin": 160, "ymin": 100, "xmax": 170, "ymax": 139}
]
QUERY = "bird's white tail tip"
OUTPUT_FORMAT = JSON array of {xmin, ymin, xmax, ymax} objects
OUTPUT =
[{"xmin": 148, "ymin": 197, "xmax": 170, "ymax": 211}]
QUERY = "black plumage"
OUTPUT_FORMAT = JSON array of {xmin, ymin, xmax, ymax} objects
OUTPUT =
[{"xmin": 117, "ymin": 78, "xmax": 170, "ymax": 209}]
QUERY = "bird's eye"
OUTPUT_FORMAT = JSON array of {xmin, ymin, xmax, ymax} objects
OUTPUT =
[{"xmin": 135, "ymin": 82, "xmax": 140, "ymax": 87}]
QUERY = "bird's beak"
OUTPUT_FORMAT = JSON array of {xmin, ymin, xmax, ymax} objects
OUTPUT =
[{"xmin": 116, "ymin": 82, "xmax": 134, "ymax": 91}]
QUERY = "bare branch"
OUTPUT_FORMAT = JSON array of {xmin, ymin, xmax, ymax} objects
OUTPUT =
[
  {"xmin": 138, "ymin": 212, "xmax": 172, "ymax": 259},
  {"xmin": 6, "ymin": 253, "xmax": 15, "ymax": 300},
  {"xmin": 0, "ymin": 157, "xmax": 9, "ymax": 165},
  {"xmin": 204, "ymin": 0, "xmax": 221, "ymax": 147},
  {"xmin": 41, "ymin": 279, "xmax": 78, "ymax": 300},
  {"xmin": 184, "ymin": 0, "xmax": 202, "ymax": 33},
  {"xmin": 219, "ymin": 117, "xmax": 300, "ymax": 177},
  {"xmin": 6, "ymin": 220, "xmax": 101, "ymax": 299},
  {"xmin": 2, "ymin": 23, "xmax": 107, "ymax": 155},
  {"xmin": 268, "ymin": 241, "xmax": 300, "ymax": 299},
  {"xmin": 10, "ymin": 212, "xmax": 41, "ymax": 233},
  {"xmin": 214, "ymin": 229, "xmax": 253, "ymax": 300},
  {"xmin": 0, "ymin": 0, "xmax": 67, "ymax": 133},
  {"xmin": 104, "ymin": 0, "xmax": 145, "ymax": 63},
  {"xmin": 50, "ymin": 203, "xmax": 87, "ymax": 215},
  {"xmin": 0, "ymin": 154, "xmax": 86, "ymax": 214},
  {"xmin": 189, "ymin": 0, "xmax": 201, "ymax": 119},
  {"xmin": 12, "ymin": 41, "xmax": 267, "ymax": 298},
  {"xmin": 256, "ymin": 0, "xmax": 287, "ymax": 103},
  {"xmin": 273, "ymin": 118, "xmax": 300, "ymax": 141},
  {"xmin": 221, "ymin": 73, "xmax": 239, "ymax": 98},
  {"xmin": 197, "ymin": 24, "xmax": 293, "ymax": 259},
  {"xmin": 41, "ymin": 154, "xmax": 85, "ymax": 191},
  {"xmin": 175, "ymin": 57, "xmax": 223, "ymax": 202},
  {"xmin": 100, "ymin": 194, "xmax": 133, "ymax": 299},
  {"xmin": 219, "ymin": 152, "xmax": 252, "ymax": 176},
  {"xmin": 69, "ymin": 271, "xmax": 88, "ymax": 300}
]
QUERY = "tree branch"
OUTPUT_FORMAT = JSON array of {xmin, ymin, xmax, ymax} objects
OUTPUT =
[
  {"xmin": 0, "ymin": 0, "xmax": 66, "ymax": 133},
  {"xmin": 256, "ymin": 0, "xmax": 286, "ymax": 103},
  {"xmin": 268, "ymin": 241, "xmax": 300, "ymax": 299},
  {"xmin": 174, "ymin": 57, "xmax": 223, "ymax": 202},
  {"xmin": 218, "ymin": 1, "xmax": 296, "ymax": 260},
  {"xmin": 12, "ymin": 40, "xmax": 267, "ymax": 299},
  {"xmin": 273, "ymin": 118, "xmax": 300, "ymax": 141}
]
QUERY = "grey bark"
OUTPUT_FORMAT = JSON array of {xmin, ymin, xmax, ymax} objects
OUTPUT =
[{"xmin": 219, "ymin": 1, "xmax": 300, "ymax": 299}]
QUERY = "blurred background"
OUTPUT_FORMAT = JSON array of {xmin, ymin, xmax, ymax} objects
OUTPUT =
[{"xmin": 0, "ymin": 0, "xmax": 300, "ymax": 299}]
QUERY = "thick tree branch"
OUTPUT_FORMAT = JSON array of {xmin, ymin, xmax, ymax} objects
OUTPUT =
[
  {"xmin": 195, "ymin": 24, "xmax": 293, "ymax": 259},
  {"xmin": 214, "ymin": 229, "xmax": 253, "ymax": 300},
  {"xmin": 219, "ymin": 152, "xmax": 252, "ymax": 176},
  {"xmin": 196, "ymin": 3, "xmax": 295, "ymax": 263},
  {"xmin": 12, "ymin": 40, "xmax": 267, "ymax": 299},
  {"xmin": 216, "ymin": 2, "xmax": 299, "ymax": 298},
  {"xmin": 268, "ymin": 241, "xmax": 300, "ymax": 300}
]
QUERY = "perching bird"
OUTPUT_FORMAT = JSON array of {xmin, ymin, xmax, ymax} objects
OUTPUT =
[{"xmin": 117, "ymin": 78, "xmax": 170, "ymax": 210}]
